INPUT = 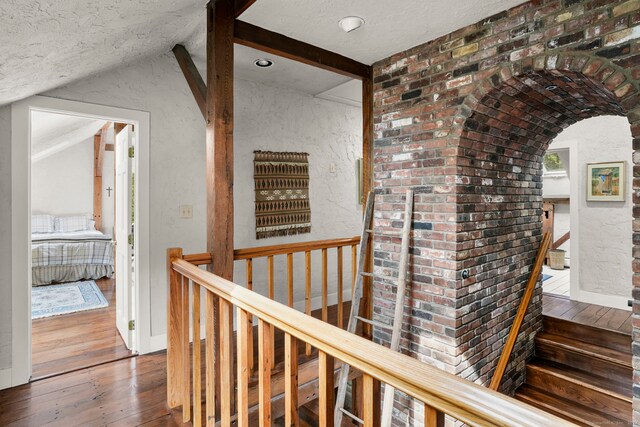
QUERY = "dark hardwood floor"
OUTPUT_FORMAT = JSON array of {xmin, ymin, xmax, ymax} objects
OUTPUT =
[
  {"xmin": 31, "ymin": 278, "xmax": 134, "ymax": 380},
  {"xmin": 542, "ymin": 293, "xmax": 632, "ymax": 335}
]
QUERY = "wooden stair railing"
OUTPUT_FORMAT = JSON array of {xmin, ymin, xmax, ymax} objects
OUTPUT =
[
  {"xmin": 183, "ymin": 236, "xmax": 362, "ymax": 361},
  {"xmin": 489, "ymin": 232, "xmax": 552, "ymax": 391},
  {"xmin": 167, "ymin": 247, "xmax": 574, "ymax": 427}
]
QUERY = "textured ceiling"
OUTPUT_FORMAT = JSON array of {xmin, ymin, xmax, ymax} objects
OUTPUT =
[
  {"xmin": 239, "ymin": 0, "xmax": 529, "ymax": 64},
  {"xmin": 0, "ymin": 0, "xmax": 204, "ymax": 106},
  {"xmin": 1, "ymin": 0, "xmax": 529, "ymax": 106}
]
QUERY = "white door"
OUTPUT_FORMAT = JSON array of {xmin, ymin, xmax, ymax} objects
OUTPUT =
[{"xmin": 115, "ymin": 125, "xmax": 135, "ymax": 349}]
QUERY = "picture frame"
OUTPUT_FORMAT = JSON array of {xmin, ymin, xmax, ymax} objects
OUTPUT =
[{"xmin": 586, "ymin": 161, "xmax": 625, "ymax": 202}]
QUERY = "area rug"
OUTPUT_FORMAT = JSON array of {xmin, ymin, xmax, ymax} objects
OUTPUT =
[
  {"xmin": 254, "ymin": 150, "xmax": 311, "ymax": 239},
  {"xmin": 32, "ymin": 280, "xmax": 108, "ymax": 319}
]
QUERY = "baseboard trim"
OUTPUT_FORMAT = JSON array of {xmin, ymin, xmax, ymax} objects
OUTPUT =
[
  {"xmin": 148, "ymin": 290, "xmax": 354, "ymax": 353},
  {"xmin": 0, "ymin": 368, "xmax": 12, "ymax": 390},
  {"xmin": 576, "ymin": 290, "xmax": 631, "ymax": 311}
]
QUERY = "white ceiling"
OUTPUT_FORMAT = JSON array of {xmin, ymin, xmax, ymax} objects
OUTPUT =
[
  {"xmin": 0, "ymin": 0, "xmax": 528, "ymax": 107},
  {"xmin": 240, "ymin": 0, "xmax": 528, "ymax": 64},
  {"xmin": 31, "ymin": 111, "xmax": 106, "ymax": 162}
]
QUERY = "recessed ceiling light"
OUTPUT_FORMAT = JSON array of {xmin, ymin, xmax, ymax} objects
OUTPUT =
[
  {"xmin": 254, "ymin": 58, "xmax": 273, "ymax": 68},
  {"xmin": 545, "ymin": 84, "xmax": 558, "ymax": 90},
  {"xmin": 338, "ymin": 16, "xmax": 365, "ymax": 33}
]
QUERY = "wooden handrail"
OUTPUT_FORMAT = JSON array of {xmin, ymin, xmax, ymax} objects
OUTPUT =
[
  {"xmin": 234, "ymin": 236, "xmax": 360, "ymax": 259},
  {"xmin": 489, "ymin": 232, "xmax": 552, "ymax": 391},
  {"xmin": 170, "ymin": 256, "xmax": 572, "ymax": 427},
  {"xmin": 181, "ymin": 235, "xmax": 361, "ymax": 265}
]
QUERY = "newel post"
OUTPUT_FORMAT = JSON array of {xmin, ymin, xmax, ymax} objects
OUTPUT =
[{"xmin": 166, "ymin": 247, "xmax": 184, "ymax": 408}]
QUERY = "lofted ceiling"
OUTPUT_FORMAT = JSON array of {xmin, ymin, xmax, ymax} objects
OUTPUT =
[
  {"xmin": 31, "ymin": 111, "xmax": 106, "ymax": 162},
  {"xmin": 0, "ymin": 0, "xmax": 528, "ymax": 107}
]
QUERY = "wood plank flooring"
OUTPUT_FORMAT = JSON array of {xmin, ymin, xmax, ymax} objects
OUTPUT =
[
  {"xmin": 543, "ymin": 293, "xmax": 632, "ymax": 335},
  {"xmin": 31, "ymin": 278, "xmax": 134, "ymax": 380},
  {"xmin": 3, "ymin": 301, "xmax": 352, "ymax": 426}
]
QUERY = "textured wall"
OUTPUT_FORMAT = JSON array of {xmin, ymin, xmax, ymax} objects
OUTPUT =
[
  {"xmin": 0, "ymin": 106, "xmax": 11, "ymax": 370},
  {"xmin": 550, "ymin": 116, "xmax": 633, "ymax": 298},
  {"xmin": 233, "ymin": 80, "xmax": 362, "ymax": 307},
  {"xmin": 42, "ymin": 53, "xmax": 362, "ymax": 338},
  {"xmin": 371, "ymin": 0, "xmax": 640, "ymax": 424}
]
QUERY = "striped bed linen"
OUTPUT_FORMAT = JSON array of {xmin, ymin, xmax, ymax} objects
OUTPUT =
[{"xmin": 32, "ymin": 231, "xmax": 115, "ymax": 286}]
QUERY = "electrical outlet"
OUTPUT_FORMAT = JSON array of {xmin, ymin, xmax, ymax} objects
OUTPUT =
[{"xmin": 179, "ymin": 205, "xmax": 193, "ymax": 219}]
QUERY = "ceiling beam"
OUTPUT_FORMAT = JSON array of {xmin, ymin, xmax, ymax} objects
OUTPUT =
[
  {"xmin": 234, "ymin": 0, "xmax": 257, "ymax": 17},
  {"xmin": 234, "ymin": 20, "xmax": 371, "ymax": 80},
  {"xmin": 172, "ymin": 44, "xmax": 207, "ymax": 119},
  {"xmin": 207, "ymin": 0, "xmax": 235, "ymax": 282}
]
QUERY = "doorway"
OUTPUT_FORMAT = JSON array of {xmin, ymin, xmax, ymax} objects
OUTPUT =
[
  {"xmin": 29, "ymin": 112, "xmax": 138, "ymax": 378},
  {"xmin": 10, "ymin": 96, "xmax": 151, "ymax": 386}
]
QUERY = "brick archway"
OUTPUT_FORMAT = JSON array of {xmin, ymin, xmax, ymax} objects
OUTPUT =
[{"xmin": 454, "ymin": 53, "xmax": 640, "ymax": 393}]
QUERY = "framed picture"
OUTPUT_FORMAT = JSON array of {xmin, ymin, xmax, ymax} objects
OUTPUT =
[{"xmin": 587, "ymin": 161, "xmax": 625, "ymax": 202}]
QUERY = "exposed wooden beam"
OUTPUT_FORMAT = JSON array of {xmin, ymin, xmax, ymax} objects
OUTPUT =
[
  {"xmin": 172, "ymin": 44, "xmax": 207, "ymax": 119},
  {"xmin": 93, "ymin": 134, "xmax": 103, "ymax": 231},
  {"xmin": 207, "ymin": 0, "xmax": 235, "ymax": 280},
  {"xmin": 93, "ymin": 122, "xmax": 112, "ymax": 232},
  {"xmin": 234, "ymin": 0, "xmax": 257, "ymax": 17},
  {"xmin": 234, "ymin": 20, "xmax": 371, "ymax": 80}
]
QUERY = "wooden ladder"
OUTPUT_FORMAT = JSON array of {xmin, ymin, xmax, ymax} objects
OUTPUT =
[{"xmin": 334, "ymin": 189, "xmax": 414, "ymax": 426}]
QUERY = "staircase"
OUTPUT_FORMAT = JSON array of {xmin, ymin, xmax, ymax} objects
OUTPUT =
[{"xmin": 515, "ymin": 316, "xmax": 632, "ymax": 426}]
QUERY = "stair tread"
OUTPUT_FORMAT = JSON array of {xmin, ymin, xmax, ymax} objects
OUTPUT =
[
  {"xmin": 543, "ymin": 316, "xmax": 632, "ymax": 354},
  {"xmin": 528, "ymin": 358, "xmax": 632, "ymax": 401},
  {"xmin": 515, "ymin": 385, "xmax": 629, "ymax": 427},
  {"xmin": 536, "ymin": 332, "xmax": 632, "ymax": 367}
]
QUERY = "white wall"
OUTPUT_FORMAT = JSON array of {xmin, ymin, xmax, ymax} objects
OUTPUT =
[
  {"xmin": 547, "ymin": 116, "xmax": 633, "ymax": 305},
  {"xmin": 233, "ymin": 80, "xmax": 362, "ymax": 307},
  {"xmin": 39, "ymin": 53, "xmax": 362, "ymax": 338},
  {"xmin": 31, "ymin": 127, "xmax": 115, "ymax": 234},
  {"xmin": 31, "ymin": 137, "xmax": 93, "ymax": 217},
  {"xmin": 0, "ymin": 106, "xmax": 12, "ymax": 371}
]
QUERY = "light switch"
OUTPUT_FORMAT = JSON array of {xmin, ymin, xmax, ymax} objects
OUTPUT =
[
  {"xmin": 329, "ymin": 163, "xmax": 337, "ymax": 173},
  {"xmin": 179, "ymin": 205, "xmax": 193, "ymax": 219}
]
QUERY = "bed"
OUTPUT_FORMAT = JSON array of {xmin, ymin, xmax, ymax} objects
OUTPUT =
[{"xmin": 31, "ymin": 214, "xmax": 115, "ymax": 286}]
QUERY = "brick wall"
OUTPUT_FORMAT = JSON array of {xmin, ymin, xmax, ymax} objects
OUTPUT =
[{"xmin": 371, "ymin": 0, "xmax": 640, "ymax": 424}]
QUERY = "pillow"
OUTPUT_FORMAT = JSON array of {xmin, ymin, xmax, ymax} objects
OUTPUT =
[
  {"xmin": 55, "ymin": 215, "xmax": 90, "ymax": 233},
  {"xmin": 32, "ymin": 214, "xmax": 55, "ymax": 233}
]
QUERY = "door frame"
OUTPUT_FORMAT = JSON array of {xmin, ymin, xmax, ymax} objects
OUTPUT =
[{"xmin": 10, "ymin": 95, "xmax": 151, "ymax": 386}]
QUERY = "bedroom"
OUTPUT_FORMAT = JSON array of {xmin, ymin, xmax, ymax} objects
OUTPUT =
[{"xmin": 29, "ymin": 110, "xmax": 136, "ymax": 379}]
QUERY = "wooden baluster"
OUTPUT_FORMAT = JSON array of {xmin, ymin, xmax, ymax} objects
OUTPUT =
[
  {"xmin": 166, "ymin": 248, "xmax": 183, "ymax": 408},
  {"xmin": 284, "ymin": 333, "xmax": 299, "ymax": 427},
  {"xmin": 267, "ymin": 255, "xmax": 275, "ymax": 346},
  {"xmin": 287, "ymin": 253, "xmax": 294, "ymax": 308},
  {"xmin": 305, "ymin": 250, "xmax": 312, "ymax": 356},
  {"xmin": 246, "ymin": 259, "xmax": 254, "ymax": 373},
  {"xmin": 205, "ymin": 292, "xmax": 216, "ymax": 426},
  {"xmin": 351, "ymin": 244, "xmax": 357, "ymax": 295},
  {"xmin": 237, "ymin": 308, "xmax": 251, "ymax": 427},
  {"xmin": 424, "ymin": 404, "xmax": 445, "ymax": 427},
  {"xmin": 268, "ymin": 255, "xmax": 275, "ymax": 300},
  {"xmin": 182, "ymin": 275, "xmax": 191, "ymax": 422},
  {"xmin": 319, "ymin": 351, "xmax": 335, "ymax": 427},
  {"xmin": 259, "ymin": 320, "xmax": 273, "ymax": 426},
  {"xmin": 322, "ymin": 248, "xmax": 328, "ymax": 323},
  {"xmin": 337, "ymin": 246, "xmax": 344, "ymax": 329},
  {"xmin": 192, "ymin": 283, "xmax": 202, "ymax": 427},
  {"xmin": 363, "ymin": 375, "xmax": 381, "ymax": 427},
  {"xmin": 219, "ymin": 299, "xmax": 233, "ymax": 426}
]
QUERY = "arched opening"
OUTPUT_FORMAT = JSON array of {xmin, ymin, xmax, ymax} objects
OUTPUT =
[{"xmin": 457, "ymin": 66, "xmax": 636, "ymax": 394}]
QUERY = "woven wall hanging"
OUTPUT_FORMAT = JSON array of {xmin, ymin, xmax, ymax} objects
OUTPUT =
[{"xmin": 254, "ymin": 150, "xmax": 311, "ymax": 239}]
